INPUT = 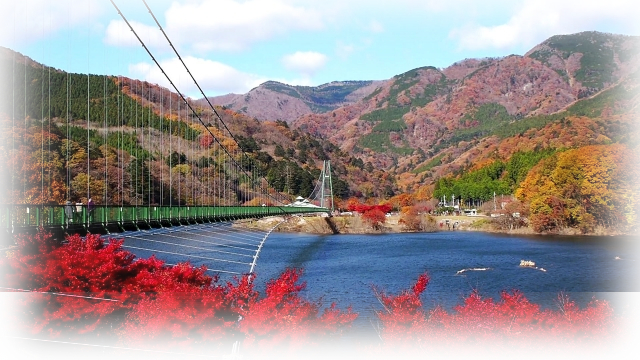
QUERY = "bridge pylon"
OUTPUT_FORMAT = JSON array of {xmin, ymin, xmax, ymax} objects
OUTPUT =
[{"xmin": 319, "ymin": 160, "xmax": 334, "ymax": 212}]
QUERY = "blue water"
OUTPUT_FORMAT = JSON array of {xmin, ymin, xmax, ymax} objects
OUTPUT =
[
  {"xmin": 120, "ymin": 228, "xmax": 639, "ymax": 330},
  {"xmin": 249, "ymin": 231, "xmax": 639, "ymax": 328}
]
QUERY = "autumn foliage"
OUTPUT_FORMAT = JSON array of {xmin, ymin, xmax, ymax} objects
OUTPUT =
[
  {"xmin": 1, "ymin": 229, "xmax": 356, "ymax": 351},
  {"xmin": 373, "ymin": 273, "xmax": 615, "ymax": 347},
  {"xmin": 516, "ymin": 144, "xmax": 639, "ymax": 233},
  {"xmin": 345, "ymin": 198, "xmax": 392, "ymax": 228},
  {"xmin": 1, "ymin": 229, "xmax": 616, "ymax": 353}
]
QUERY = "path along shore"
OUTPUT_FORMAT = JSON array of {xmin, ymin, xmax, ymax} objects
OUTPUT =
[{"xmin": 235, "ymin": 213, "xmax": 628, "ymax": 237}]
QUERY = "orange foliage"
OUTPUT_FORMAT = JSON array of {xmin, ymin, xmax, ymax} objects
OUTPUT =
[
  {"xmin": 468, "ymin": 158, "xmax": 496, "ymax": 172},
  {"xmin": 4, "ymin": 120, "xmax": 67, "ymax": 204},
  {"xmin": 516, "ymin": 144, "xmax": 639, "ymax": 232},
  {"xmin": 386, "ymin": 193, "xmax": 414, "ymax": 211},
  {"xmin": 413, "ymin": 184, "xmax": 433, "ymax": 202}
]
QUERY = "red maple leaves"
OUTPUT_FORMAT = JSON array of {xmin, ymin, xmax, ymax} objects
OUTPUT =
[
  {"xmin": 1, "ymin": 229, "xmax": 615, "ymax": 353},
  {"xmin": 1, "ymin": 229, "xmax": 356, "ymax": 349},
  {"xmin": 346, "ymin": 199, "xmax": 392, "ymax": 228},
  {"xmin": 373, "ymin": 272, "xmax": 615, "ymax": 347}
]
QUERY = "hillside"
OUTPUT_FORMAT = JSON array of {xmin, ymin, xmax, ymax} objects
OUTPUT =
[
  {"xmin": 0, "ymin": 47, "xmax": 398, "ymax": 206},
  {"xmin": 206, "ymin": 80, "xmax": 383, "ymax": 122},
  {"xmin": 290, "ymin": 31, "xmax": 640, "ymax": 192},
  {"xmin": 2, "ymin": 31, "xmax": 640, "ymax": 233}
]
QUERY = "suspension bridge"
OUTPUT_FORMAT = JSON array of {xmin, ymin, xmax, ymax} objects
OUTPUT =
[
  {"xmin": 0, "ymin": 0, "xmax": 336, "ymax": 278},
  {"xmin": 2, "ymin": 160, "xmax": 334, "ymax": 237}
]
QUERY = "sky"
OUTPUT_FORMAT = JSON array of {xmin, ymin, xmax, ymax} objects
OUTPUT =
[{"xmin": 1, "ymin": 0, "xmax": 639, "ymax": 98}]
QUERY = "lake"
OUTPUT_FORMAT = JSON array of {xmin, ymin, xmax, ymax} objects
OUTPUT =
[
  {"xmin": 121, "ymin": 227, "xmax": 639, "ymax": 332},
  {"xmin": 250, "ymin": 231, "xmax": 638, "ymax": 330}
]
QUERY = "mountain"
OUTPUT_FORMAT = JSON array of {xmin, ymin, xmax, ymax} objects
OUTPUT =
[
  {"xmin": 289, "ymin": 31, "xmax": 640, "ymax": 191},
  {"xmin": 2, "ymin": 31, "xmax": 639, "ymax": 212},
  {"xmin": 206, "ymin": 80, "xmax": 383, "ymax": 122},
  {"xmin": 0, "ymin": 46, "xmax": 396, "ymax": 206}
]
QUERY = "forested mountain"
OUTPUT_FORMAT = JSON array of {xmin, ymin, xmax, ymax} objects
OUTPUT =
[
  {"xmin": 0, "ymin": 47, "xmax": 384, "ymax": 207},
  {"xmin": 292, "ymin": 32, "xmax": 640, "ymax": 190},
  {"xmin": 212, "ymin": 31, "xmax": 640, "ymax": 233},
  {"xmin": 207, "ymin": 80, "xmax": 382, "ymax": 122},
  {"xmin": 2, "ymin": 30, "xmax": 639, "ymax": 234}
]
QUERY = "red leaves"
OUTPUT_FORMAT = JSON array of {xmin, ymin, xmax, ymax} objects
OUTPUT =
[
  {"xmin": 374, "ymin": 275, "xmax": 615, "ymax": 346},
  {"xmin": 347, "ymin": 202, "xmax": 392, "ymax": 214},
  {"xmin": 13, "ymin": 227, "xmax": 59, "ymax": 256},
  {"xmin": 373, "ymin": 273, "xmax": 430, "ymax": 343},
  {"xmin": 121, "ymin": 267, "xmax": 358, "ymax": 351},
  {"xmin": 346, "ymin": 200, "xmax": 392, "ymax": 228},
  {"xmin": 2, "ymin": 229, "xmax": 615, "ymax": 351},
  {"xmin": 411, "ymin": 273, "xmax": 428, "ymax": 296},
  {"xmin": 229, "ymin": 269, "xmax": 357, "ymax": 348},
  {"xmin": 199, "ymin": 134, "xmax": 214, "ymax": 148},
  {"xmin": 3, "ymin": 230, "xmax": 356, "ymax": 349}
]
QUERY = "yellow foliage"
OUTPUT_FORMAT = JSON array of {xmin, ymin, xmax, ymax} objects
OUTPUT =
[
  {"xmin": 70, "ymin": 173, "xmax": 106, "ymax": 204},
  {"xmin": 516, "ymin": 144, "xmax": 639, "ymax": 231},
  {"xmin": 172, "ymin": 164, "xmax": 191, "ymax": 175}
]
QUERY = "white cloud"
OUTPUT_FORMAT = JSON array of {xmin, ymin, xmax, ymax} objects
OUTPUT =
[
  {"xmin": 0, "ymin": 0, "xmax": 104, "ymax": 46},
  {"xmin": 129, "ymin": 56, "xmax": 267, "ymax": 96},
  {"xmin": 336, "ymin": 41, "xmax": 355, "ymax": 60},
  {"xmin": 367, "ymin": 20, "xmax": 384, "ymax": 34},
  {"xmin": 281, "ymin": 51, "xmax": 328, "ymax": 77},
  {"xmin": 104, "ymin": 20, "xmax": 168, "ymax": 49},
  {"xmin": 162, "ymin": 0, "xmax": 324, "ymax": 52},
  {"xmin": 449, "ymin": 0, "xmax": 640, "ymax": 51}
]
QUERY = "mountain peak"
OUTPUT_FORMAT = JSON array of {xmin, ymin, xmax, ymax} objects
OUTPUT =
[{"xmin": 208, "ymin": 79, "xmax": 383, "ymax": 122}]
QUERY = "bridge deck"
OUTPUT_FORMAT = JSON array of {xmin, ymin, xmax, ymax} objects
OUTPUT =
[{"xmin": 1, "ymin": 204, "xmax": 328, "ymax": 236}]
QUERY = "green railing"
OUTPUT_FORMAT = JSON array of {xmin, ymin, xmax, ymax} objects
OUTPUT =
[{"xmin": 1, "ymin": 204, "xmax": 329, "ymax": 232}]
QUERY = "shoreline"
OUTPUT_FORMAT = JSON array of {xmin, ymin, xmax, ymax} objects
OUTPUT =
[{"xmin": 236, "ymin": 214, "xmax": 634, "ymax": 237}]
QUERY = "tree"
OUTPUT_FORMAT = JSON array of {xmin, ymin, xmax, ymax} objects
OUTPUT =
[
  {"xmin": 346, "ymin": 200, "xmax": 392, "ymax": 229},
  {"xmin": 166, "ymin": 151, "xmax": 187, "ymax": 168},
  {"xmin": 2, "ymin": 229, "xmax": 357, "ymax": 349},
  {"xmin": 516, "ymin": 144, "xmax": 638, "ymax": 233},
  {"xmin": 70, "ymin": 173, "xmax": 106, "ymax": 204},
  {"xmin": 399, "ymin": 206, "xmax": 421, "ymax": 231},
  {"xmin": 274, "ymin": 144, "xmax": 285, "ymax": 158},
  {"xmin": 362, "ymin": 208, "xmax": 387, "ymax": 229}
]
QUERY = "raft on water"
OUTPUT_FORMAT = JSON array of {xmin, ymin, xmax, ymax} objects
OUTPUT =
[{"xmin": 520, "ymin": 260, "xmax": 536, "ymax": 267}]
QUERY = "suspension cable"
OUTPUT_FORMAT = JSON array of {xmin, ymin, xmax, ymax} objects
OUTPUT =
[
  {"xmin": 108, "ymin": 1, "xmax": 329, "ymax": 219},
  {"xmin": 23, "ymin": 4, "xmax": 27, "ymax": 201},
  {"xmin": 41, "ymin": 14, "xmax": 45, "ymax": 203},
  {"xmin": 66, "ymin": 6, "xmax": 70, "ymax": 202},
  {"xmin": 0, "ymin": 287, "xmax": 120, "ymax": 302},
  {"xmin": 87, "ymin": 0, "xmax": 91, "ymax": 206},
  {"xmin": 169, "ymin": 84, "xmax": 172, "ymax": 206},
  {"xmin": 139, "ymin": 0, "xmax": 287, "ymax": 208},
  {"xmin": 103, "ymin": 63, "xmax": 108, "ymax": 207},
  {"xmin": 48, "ymin": 14, "xmax": 52, "ymax": 203}
]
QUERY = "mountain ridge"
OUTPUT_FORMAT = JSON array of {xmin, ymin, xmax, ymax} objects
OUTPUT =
[
  {"xmin": 286, "ymin": 31, "xmax": 639, "ymax": 189},
  {"xmin": 206, "ymin": 79, "xmax": 383, "ymax": 122},
  {"xmin": 2, "ymin": 31, "xmax": 639, "ymax": 212}
]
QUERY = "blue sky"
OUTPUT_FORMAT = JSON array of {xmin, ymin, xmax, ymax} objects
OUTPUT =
[{"xmin": 2, "ymin": 0, "xmax": 638, "ymax": 98}]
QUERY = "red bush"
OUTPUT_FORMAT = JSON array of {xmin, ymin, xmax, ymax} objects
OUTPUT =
[
  {"xmin": 346, "ymin": 201, "xmax": 392, "ymax": 228},
  {"xmin": 121, "ymin": 268, "xmax": 357, "ymax": 350},
  {"xmin": 373, "ymin": 273, "xmax": 429, "ymax": 341},
  {"xmin": 1, "ymin": 229, "xmax": 615, "ymax": 353},
  {"xmin": 2, "ymin": 229, "xmax": 356, "ymax": 349},
  {"xmin": 373, "ymin": 272, "xmax": 615, "ymax": 347}
]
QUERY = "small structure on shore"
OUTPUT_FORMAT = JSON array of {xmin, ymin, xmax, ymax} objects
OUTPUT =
[{"xmin": 286, "ymin": 196, "xmax": 320, "ymax": 208}]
